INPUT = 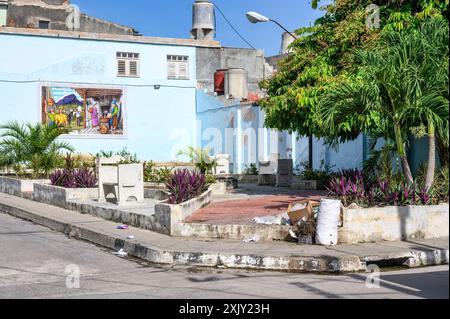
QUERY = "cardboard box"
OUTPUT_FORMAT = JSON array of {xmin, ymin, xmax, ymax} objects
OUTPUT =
[{"xmin": 287, "ymin": 200, "xmax": 320, "ymax": 225}]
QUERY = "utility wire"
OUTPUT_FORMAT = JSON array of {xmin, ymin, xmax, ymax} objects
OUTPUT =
[{"xmin": 213, "ymin": 4, "xmax": 256, "ymax": 50}]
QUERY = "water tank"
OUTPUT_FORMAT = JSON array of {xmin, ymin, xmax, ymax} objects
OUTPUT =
[
  {"xmin": 191, "ymin": 0, "xmax": 215, "ymax": 40},
  {"xmin": 214, "ymin": 69, "xmax": 227, "ymax": 95},
  {"xmin": 281, "ymin": 32, "xmax": 296, "ymax": 54},
  {"xmin": 225, "ymin": 68, "xmax": 248, "ymax": 100}
]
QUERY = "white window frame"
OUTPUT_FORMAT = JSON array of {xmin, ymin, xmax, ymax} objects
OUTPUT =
[
  {"xmin": 0, "ymin": 4, "xmax": 8, "ymax": 27},
  {"xmin": 116, "ymin": 52, "xmax": 140, "ymax": 78},
  {"xmin": 167, "ymin": 55, "xmax": 189, "ymax": 80}
]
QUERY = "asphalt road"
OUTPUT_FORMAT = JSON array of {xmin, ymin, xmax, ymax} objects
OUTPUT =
[{"xmin": 0, "ymin": 212, "xmax": 448, "ymax": 299}]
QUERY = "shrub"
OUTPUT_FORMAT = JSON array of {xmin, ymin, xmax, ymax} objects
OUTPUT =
[
  {"xmin": 144, "ymin": 161, "xmax": 173, "ymax": 184},
  {"xmin": 243, "ymin": 163, "xmax": 259, "ymax": 175},
  {"xmin": 50, "ymin": 168, "xmax": 97, "ymax": 189},
  {"xmin": 166, "ymin": 169, "xmax": 209, "ymax": 204},
  {"xmin": 297, "ymin": 160, "xmax": 335, "ymax": 188},
  {"xmin": 327, "ymin": 169, "xmax": 439, "ymax": 207}
]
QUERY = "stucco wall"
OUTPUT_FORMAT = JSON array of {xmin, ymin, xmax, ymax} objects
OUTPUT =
[{"xmin": 0, "ymin": 33, "xmax": 197, "ymax": 161}]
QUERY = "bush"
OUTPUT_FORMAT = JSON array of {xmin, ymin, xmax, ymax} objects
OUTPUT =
[
  {"xmin": 166, "ymin": 169, "xmax": 209, "ymax": 204},
  {"xmin": 144, "ymin": 161, "xmax": 173, "ymax": 184},
  {"xmin": 297, "ymin": 160, "xmax": 335, "ymax": 188},
  {"xmin": 243, "ymin": 163, "xmax": 259, "ymax": 175},
  {"xmin": 50, "ymin": 168, "xmax": 97, "ymax": 189},
  {"xmin": 327, "ymin": 169, "xmax": 435, "ymax": 207}
]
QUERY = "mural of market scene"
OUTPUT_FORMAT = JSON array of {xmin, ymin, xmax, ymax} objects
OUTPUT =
[{"xmin": 41, "ymin": 86, "xmax": 124, "ymax": 135}]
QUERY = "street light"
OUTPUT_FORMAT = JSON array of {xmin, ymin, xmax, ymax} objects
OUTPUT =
[
  {"xmin": 246, "ymin": 11, "xmax": 314, "ymax": 169},
  {"xmin": 246, "ymin": 11, "xmax": 297, "ymax": 40}
]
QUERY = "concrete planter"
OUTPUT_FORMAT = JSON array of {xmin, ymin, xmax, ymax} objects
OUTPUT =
[
  {"xmin": 209, "ymin": 182, "xmax": 227, "ymax": 195},
  {"xmin": 291, "ymin": 178, "xmax": 318, "ymax": 190},
  {"xmin": 339, "ymin": 203, "xmax": 449, "ymax": 244},
  {"xmin": 233, "ymin": 174, "xmax": 259, "ymax": 184},
  {"xmin": 155, "ymin": 189, "xmax": 213, "ymax": 237},
  {"xmin": 33, "ymin": 183, "xmax": 97, "ymax": 209},
  {"xmin": 0, "ymin": 176, "xmax": 48, "ymax": 197}
]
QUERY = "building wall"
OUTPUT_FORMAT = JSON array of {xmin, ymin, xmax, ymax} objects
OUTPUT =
[
  {"xmin": 6, "ymin": 0, "xmax": 135, "ymax": 35},
  {"xmin": 196, "ymin": 90, "xmax": 364, "ymax": 173},
  {"xmin": 0, "ymin": 32, "xmax": 198, "ymax": 161}
]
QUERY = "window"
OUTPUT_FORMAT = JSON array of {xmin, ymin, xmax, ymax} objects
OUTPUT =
[
  {"xmin": 0, "ymin": 5, "xmax": 7, "ymax": 27},
  {"xmin": 38, "ymin": 20, "xmax": 50, "ymax": 29},
  {"xmin": 116, "ymin": 52, "xmax": 140, "ymax": 77},
  {"xmin": 167, "ymin": 55, "xmax": 189, "ymax": 80}
]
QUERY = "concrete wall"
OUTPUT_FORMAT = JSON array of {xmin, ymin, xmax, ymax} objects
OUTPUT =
[
  {"xmin": 6, "ymin": 0, "xmax": 135, "ymax": 35},
  {"xmin": 339, "ymin": 204, "xmax": 449, "ymax": 244},
  {"xmin": 196, "ymin": 47, "xmax": 271, "ymax": 94},
  {"xmin": 0, "ymin": 32, "xmax": 197, "ymax": 161},
  {"xmin": 33, "ymin": 183, "xmax": 97, "ymax": 208}
]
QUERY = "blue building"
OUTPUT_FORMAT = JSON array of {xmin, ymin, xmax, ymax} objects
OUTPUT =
[{"xmin": 0, "ymin": 0, "xmax": 366, "ymax": 173}]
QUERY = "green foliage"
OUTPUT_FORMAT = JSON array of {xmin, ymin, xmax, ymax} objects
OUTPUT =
[
  {"xmin": 417, "ymin": 163, "xmax": 449, "ymax": 203},
  {"xmin": 205, "ymin": 174, "xmax": 216, "ymax": 185},
  {"xmin": 297, "ymin": 160, "xmax": 335, "ymax": 188},
  {"xmin": 177, "ymin": 147, "xmax": 217, "ymax": 175},
  {"xmin": 144, "ymin": 161, "xmax": 173, "ymax": 184},
  {"xmin": 0, "ymin": 121, "xmax": 74, "ymax": 178},
  {"xmin": 243, "ymin": 163, "xmax": 259, "ymax": 175},
  {"xmin": 260, "ymin": 0, "xmax": 448, "ymax": 184}
]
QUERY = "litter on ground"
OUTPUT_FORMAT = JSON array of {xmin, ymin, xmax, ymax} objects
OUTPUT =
[
  {"xmin": 112, "ymin": 249, "xmax": 128, "ymax": 258},
  {"xmin": 116, "ymin": 225, "xmax": 129, "ymax": 230},
  {"xmin": 243, "ymin": 235, "xmax": 260, "ymax": 243}
]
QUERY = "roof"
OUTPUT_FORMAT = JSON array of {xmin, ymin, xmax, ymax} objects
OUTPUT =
[{"xmin": 0, "ymin": 27, "xmax": 222, "ymax": 48}]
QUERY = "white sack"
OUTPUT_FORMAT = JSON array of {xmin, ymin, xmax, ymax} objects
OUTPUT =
[{"xmin": 316, "ymin": 199, "xmax": 341, "ymax": 246}]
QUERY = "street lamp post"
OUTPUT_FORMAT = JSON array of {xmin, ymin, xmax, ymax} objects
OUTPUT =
[{"xmin": 246, "ymin": 11, "xmax": 314, "ymax": 170}]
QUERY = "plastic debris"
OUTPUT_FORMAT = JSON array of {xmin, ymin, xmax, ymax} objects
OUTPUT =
[
  {"xmin": 289, "ymin": 230, "xmax": 298, "ymax": 239},
  {"xmin": 112, "ymin": 249, "xmax": 128, "ymax": 258},
  {"xmin": 253, "ymin": 213, "xmax": 291, "ymax": 225},
  {"xmin": 126, "ymin": 235, "xmax": 135, "ymax": 240},
  {"xmin": 116, "ymin": 225, "xmax": 129, "ymax": 230},
  {"xmin": 243, "ymin": 235, "xmax": 260, "ymax": 243}
]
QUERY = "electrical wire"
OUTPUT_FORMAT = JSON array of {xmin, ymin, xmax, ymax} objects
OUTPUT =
[{"xmin": 213, "ymin": 4, "xmax": 256, "ymax": 50}]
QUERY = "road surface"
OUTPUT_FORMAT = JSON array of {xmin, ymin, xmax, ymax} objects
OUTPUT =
[{"xmin": 0, "ymin": 213, "xmax": 447, "ymax": 299}]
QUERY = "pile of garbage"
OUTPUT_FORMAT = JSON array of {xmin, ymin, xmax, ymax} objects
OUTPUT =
[{"xmin": 253, "ymin": 199, "xmax": 342, "ymax": 246}]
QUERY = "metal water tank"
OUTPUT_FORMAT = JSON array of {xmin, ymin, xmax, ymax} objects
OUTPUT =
[
  {"xmin": 191, "ymin": 0, "xmax": 215, "ymax": 40},
  {"xmin": 214, "ymin": 69, "xmax": 227, "ymax": 95},
  {"xmin": 225, "ymin": 68, "xmax": 248, "ymax": 100}
]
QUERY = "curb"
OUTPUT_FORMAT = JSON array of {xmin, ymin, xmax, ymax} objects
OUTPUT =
[{"xmin": 1, "ymin": 200, "xmax": 448, "ymax": 273}]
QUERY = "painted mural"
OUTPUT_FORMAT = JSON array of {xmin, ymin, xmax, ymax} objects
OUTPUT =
[{"xmin": 41, "ymin": 86, "xmax": 124, "ymax": 135}]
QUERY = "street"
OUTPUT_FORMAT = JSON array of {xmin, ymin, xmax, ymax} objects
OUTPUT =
[{"xmin": 0, "ymin": 213, "xmax": 448, "ymax": 299}]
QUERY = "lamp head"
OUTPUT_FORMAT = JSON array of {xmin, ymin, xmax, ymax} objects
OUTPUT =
[{"xmin": 246, "ymin": 11, "xmax": 270, "ymax": 24}]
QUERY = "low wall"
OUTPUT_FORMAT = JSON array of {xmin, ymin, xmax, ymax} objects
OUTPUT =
[
  {"xmin": 33, "ymin": 183, "xmax": 98, "ymax": 209},
  {"xmin": 339, "ymin": 204, "xmax": 449, "ymax": 244},
  {"xmin": 291, "ymin": 178, "xmax": 318, "ymax": 190},
  {"xmin": 209, "ymin": 182, "xmax": 227, "ymax": 195},
  {"xmin": 0, "ymin": 177, "xmax": 48, "ymax": 197},
  {"xmin": 154, "ymin": 190, "xmax": 213, "ymax": 237}
]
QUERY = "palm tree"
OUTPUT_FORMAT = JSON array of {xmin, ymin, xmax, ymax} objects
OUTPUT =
[
  {"xmin": 318, "ymin": 18, "xmax": 449, "ymax": 186},
  {"xmin": 0, "ymin": 121, "xmax": 74, "ymax": 178},
  {"xmin": 177, "ymin": 147, "xmax": 217, "ymax": 175}
]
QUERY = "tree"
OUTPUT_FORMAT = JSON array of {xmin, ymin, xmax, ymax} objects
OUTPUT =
[
  {"xmin": 0, "ymin": 122, "xmax": 74, "ymax": 178},
  {"xmin": 317, "ymin": 18, "xmax": 449, "ymax": 186},
  {"xmin": 260, "ymin": 0, "xmax": 448, "ymax": 182}
]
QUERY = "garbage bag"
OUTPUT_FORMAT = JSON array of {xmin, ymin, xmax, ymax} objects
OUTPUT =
[{"xmin": 315, "ymin": 199, "xmax": 341, "ymax": 246}]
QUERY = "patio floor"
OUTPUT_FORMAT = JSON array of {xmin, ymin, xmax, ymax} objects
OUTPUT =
[{"xmin": 185, "ymin": 184, "xmax": 327, "ymax": 225}]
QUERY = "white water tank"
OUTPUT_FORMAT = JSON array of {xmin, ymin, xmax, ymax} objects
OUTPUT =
[
  {"xmin": 281, "ymin": 31, "xmax": 296, "ymax": 54},
  {"xmin": 225, "ymin": 68, "xmax": 248, "ymax": 100},
  {"xmin": 191, "ymin": 0, "xmax": 215, "ymax": 40}
]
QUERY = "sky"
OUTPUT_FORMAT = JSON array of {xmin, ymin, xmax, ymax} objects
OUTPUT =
[{"xmin": 71, "ymin": 0, "xmax": 326, "ymax": 56}]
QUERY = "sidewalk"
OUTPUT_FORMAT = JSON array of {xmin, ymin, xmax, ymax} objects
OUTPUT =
[{"xmin": 0, "ymin": 192, "xmax": 448, "ymax": 273}]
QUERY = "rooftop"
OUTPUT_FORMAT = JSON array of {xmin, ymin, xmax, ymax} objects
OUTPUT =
[{"xmin": 0, "ymin": 26, "xmax": 222, "ymax": 48}]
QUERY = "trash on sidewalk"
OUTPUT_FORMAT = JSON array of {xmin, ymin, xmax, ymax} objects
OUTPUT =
[
  {"xmin": 287, "ymin": 200, "xmax": 320, "ymax": 225},
  {"xmin": 316, "ymin": 199, "xmax": 342, "ymax": 246},
  {"xmin": 116, "ymin": 225, "xmax": 129, "ymax": 230},
  {"xmin": 112, "ymin": 249, "xmax": 128, "ymax": 258},
  {"xmin": 243, "ymin": 235, "xmax": 260, "ymax": 243},
  {"xmin": 126, "ymin": 235, "xmax": 135, "ymax": 240},
  {"xmin": 253, "ymin": 212, "xmax": 291, "ymax": 225}
]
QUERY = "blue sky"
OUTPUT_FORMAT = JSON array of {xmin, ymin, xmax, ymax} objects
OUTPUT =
[{"xmin": 72, "ymin": 0, "xmax": 326, "ymax": 56}]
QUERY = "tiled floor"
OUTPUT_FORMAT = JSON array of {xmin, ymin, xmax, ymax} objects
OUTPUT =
[{"xmin": 185, "ymin": 185, "xmax": 327, "ymax": 225}]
